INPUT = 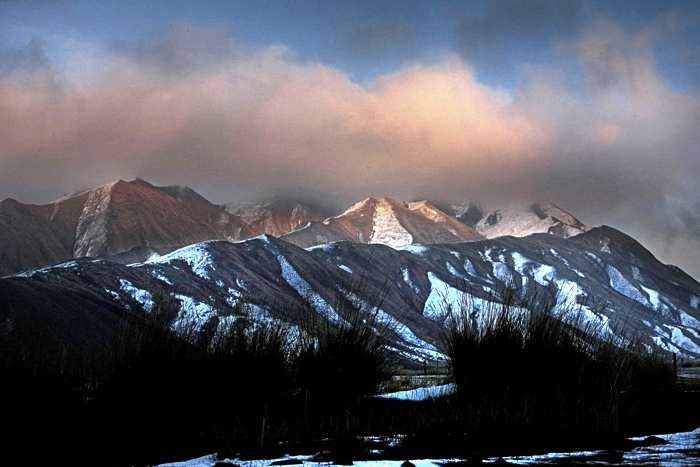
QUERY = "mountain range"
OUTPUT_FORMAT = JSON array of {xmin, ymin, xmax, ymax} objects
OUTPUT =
[
  {"xmin": 0, "ymin": 179, "xmax": 587, "ymax": 276},
  {"xmin": 2, "ymin": 179, "xmax": 699, "ymax": 363}
]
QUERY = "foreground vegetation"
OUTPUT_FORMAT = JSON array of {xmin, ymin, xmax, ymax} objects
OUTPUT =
[{"xmin": 0, "ymin": 285, "xmax": 695, "ymax": 466}]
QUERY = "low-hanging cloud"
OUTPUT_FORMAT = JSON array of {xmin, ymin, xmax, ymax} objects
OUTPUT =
[
  {"xmin": 0, "ymin": 26, "xmax": 549, "ymax": 204},
  {"xmin": 1, "ymin": 19, "xmax": 699, "ymax": 278}
]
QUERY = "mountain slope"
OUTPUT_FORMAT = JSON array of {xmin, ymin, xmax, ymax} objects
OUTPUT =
[
  {"xmin": 281, "ymin": 221, "xmax": 357, "ymax": 248},
  {"xmin": 222, "ymin": 200, "xmax": 325, "ymax": 237},
  {"xmin": 0, "ymin": 198, "xmax": 75, "ymax": 276},
  {"xmin": 3, "ymin": 227, "xmax": 699, "ymax": 361},
  {"xmin": 0, "ymin": 179, "xmax": 258, "ymax": 276},
  {"xmin": 405, "ymin": 201, "xmax": 484, "ymax": 241},
  {"xmin": 323, "ymin": 197, "xmax": 484, "ymax": 247},
  {"xmin": 449, "ymin": 201, "xmax": 589, "ymax": 238}
]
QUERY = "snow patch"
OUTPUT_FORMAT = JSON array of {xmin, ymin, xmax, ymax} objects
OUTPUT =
[
  {"xmin": 585, "ymin": 252, "xmax": 604, "ymax": 268},
  {"xmin": 148, "ymin": 243, "xmax": 216, "ymax": 280},
  {"xmin": 606, "ymin": 265, "xmax": 649, "ymax": 306},
  {"xmin": 377, "ymin": 383, "xmax": 456, "ymax": 401},
  {"xmin": 463, "ymin": 258, "xmax": 479, "ymax": 277},
  {"xmin": 119, "ymin": 279, "xmax": 154, "ymax": 310},
  {"xmin": 402, "ymin": 268, "xmax": 421, "ymax": 295},
  {"xmin": 306, "ymin": 242, "xmax": 336, "ymax": 252},
  {"xmin": 151, "ymin": 271, "xmax": 174, "ymax": 285},
  {"xmin": 172, "ymin": 295, "xmax": 215, "ymax": 328},
  {"xmin": 666, "ymin": 325, "xmax": 700, "ymax": 355},
  {"xmin": 395, "ymin": 244, "xmax": 428, "ymax": 256},
  {"xmin": 278, "ymin": 255, "xmax": 340, "ymax": 323},
  {"xmin": 631, "ymin": 265, "xmax": 643, "ymax": 282},
  {"xmin": 510, "ymin": 251, "xmax": 531, "ymax": 273},
  {"xmin": 532, "ymin": 263, "xmax": 556, "ymax": 286},
  {"xmin": 641, "ymin": 285, "xmax": 664, "ymax": 311},
  {"xmin": 375, "ymin": 309, "xmax": 444, "ymax": 360},
  {"xmin": 446, "ymin": 262, "xmax": 468, "ymax": 281},
  {"xmin": 423, "ymin": 273, "xmax": 497, "ymax": 323},
  {"xmin": 11, "ymin": 260, "xmax": 79, "ymax": 278},
  {"xmin": 549, "ymin": 248, "xmax": 570, "ymax": 267},
  {"xmin": 105, "ymin": 289, "xmax": 120, "ymax": 300}
]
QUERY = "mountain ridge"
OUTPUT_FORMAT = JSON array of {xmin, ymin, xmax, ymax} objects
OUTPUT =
[
  {"xmin": 2, "ymin": 225, "xmax": 699, "ymax": 363},
  {"xmin": 1, "ymin": 179, "xmax": 589, "ymax": 276}
]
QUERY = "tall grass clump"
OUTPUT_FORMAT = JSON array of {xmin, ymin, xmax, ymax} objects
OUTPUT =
[
  {"xmin": 0, "ymin": 304, "xmax": 94, "ymax": 465},
  {"xmin": 99, "ymin": 294, "xmax": 298, "ymax": 464},
  {"xmin": 293, "ymin": 287, "xmax": 391, "ymax": 458},
  {"xmin": 444, "ymin": 285, "xmax": 675, "ymax": 448}
]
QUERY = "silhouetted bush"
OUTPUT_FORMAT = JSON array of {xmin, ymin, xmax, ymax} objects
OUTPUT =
[
  {"xmin": 443, "ymin": 285, "xmax": 676, "ymax": 448},
  {"xmin": 292, "ymin": 288, "xmax": 392, "ymax": 459}
]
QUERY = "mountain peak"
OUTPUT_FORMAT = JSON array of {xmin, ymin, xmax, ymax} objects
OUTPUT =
[
  {"xmin": 223, "ymin": 199, "xmax": 325, "ymax": 237},
  {"xmin": 474, "ymin": 202, "xmax": 588, "ymax": 239}
]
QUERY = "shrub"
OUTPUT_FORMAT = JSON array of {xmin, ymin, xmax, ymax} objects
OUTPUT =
[
  {"xmin": 443, "ymin": 285, "xmax": 676, "ymax": 446},
  {"xmin": 293, "ymin": 288, "xmax": 391, "ymax": 457}
]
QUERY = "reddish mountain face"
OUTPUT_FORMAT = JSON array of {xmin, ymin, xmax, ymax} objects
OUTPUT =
[
  {"xmin": 404, "ymin": 201, "xmax": 484, "ymax": 242},
  {"xmin": 223, "ymin": 201, "xmax": 325, "ymax": 237},
  {"xmin": 0, "ymin": 179, "xmax": 258, "ymax": 276},
  {"xmin": 1, "ymin": 179, "xmax": 591, "ymax": 276},
  {"xmin": 290, "ymin": 197, "xmax": 485, "ymax": 248}
]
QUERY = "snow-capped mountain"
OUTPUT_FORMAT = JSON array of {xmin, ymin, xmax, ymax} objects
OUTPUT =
[
  {"xmin": 0, "ymin": 179, "xmax": 258, "ymax": 276},
  {"xmin": 3, "ymin": 226, "xmax": 699, "ymax": 362},
  {"xmin": 285, "ymin": 197, "xmax": 484, "ymax": 249},
  {"xmin": 2, "ymin": 179, "xmax": 594, "ymax": 276},
  {"xmin": 446, "ymin": 201, "xmax": 589, "ymax": 238},
  {"xmin": 222, "ymin": 200, "xmax": 325, "ymax": 237},
  {"xmin": 404, "ymin": 200, "xmax": 484, "ymax": 241}
]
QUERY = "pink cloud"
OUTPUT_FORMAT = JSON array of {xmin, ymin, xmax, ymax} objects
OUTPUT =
[
  {"xmin": 0, "ymin": 44, "xmax": 550, "ymax": 202},
  {"xmin": 591, "ymin": 123, "xmax": 622, "ymax": 144}
]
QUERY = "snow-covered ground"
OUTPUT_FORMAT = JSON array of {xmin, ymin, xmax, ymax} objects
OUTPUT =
[
  {"xmin": 375, "ymin": 383, "xmax": 456, "ymax": 401},
  {"xmin": 158, "ymin": 427, "xmax": 700, "ymax": 466}
]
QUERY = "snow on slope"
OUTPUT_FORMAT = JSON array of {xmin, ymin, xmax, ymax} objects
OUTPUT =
[
  {"xmin": 147, "ymin": 242, "xmax": 217, "ymax": 280},
  {"xmin": 475, "ymin": 202, "xmax": 588, "ymax": 239},
  {"xmin": 278, "ymin": 254, "xmax": 340, "ymax": 323},
  {"xmin": 73, "ymin": 181, "xmax": 116, "ymax": 257},
  {"xmin": 369, "ymin": 198, "xmax": 413, "ymax": 247}
]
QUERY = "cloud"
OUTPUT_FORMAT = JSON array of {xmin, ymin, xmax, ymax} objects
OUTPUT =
[
  {"xmin": 1, "ymin": 18, "xmax": 699, "ymax": 278},
  {"xmin": 591, "ymin": 123, "xmax": 622, "ymax": 144},
  {"xmin": 513, "ymin": 17, "xmax": 700, "ymax": 277},
  {"xmin": 0, "ymin": 25, "xmax": 549, "ymax": 205}
]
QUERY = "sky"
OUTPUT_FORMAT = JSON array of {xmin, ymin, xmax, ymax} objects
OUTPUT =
[{"xmin": 1, "ymin": 0, "xmax": 699, "ymax": 279}]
